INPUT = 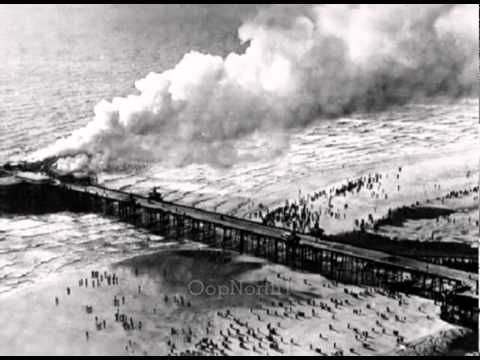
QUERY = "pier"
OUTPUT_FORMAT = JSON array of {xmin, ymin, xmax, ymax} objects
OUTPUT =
[{"xmin": 0, "ymin": 172, "xmax": 478, "ymax": 328}]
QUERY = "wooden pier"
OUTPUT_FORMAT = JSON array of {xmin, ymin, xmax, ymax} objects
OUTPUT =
[{"xmin": 1, "ymin": 173, "xmax": 478, "ymax": 328}]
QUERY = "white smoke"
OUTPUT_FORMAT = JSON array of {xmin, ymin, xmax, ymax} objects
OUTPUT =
[{"xmin": 31, "ymin": 4, "xmax": 478, "ymax": 172}]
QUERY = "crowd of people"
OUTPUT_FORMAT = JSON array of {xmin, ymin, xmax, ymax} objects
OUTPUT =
[
  {"xmin": 166, "ymin": 272, "xmax": 422, "ymax": 356},
  {"xmin": 247, "ymin": 167, "xmax": 405, "ymax": 234},
  {"xmin": 247, "ymin": 168, "xmax": 478, "ymax": 238},
  {"xmin": 51, "ymin": 264, "xmax": 430, "ymax": 356}
]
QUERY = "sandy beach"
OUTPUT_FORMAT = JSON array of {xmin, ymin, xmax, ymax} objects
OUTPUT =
[{"xmin": 0, "ymin": 247, "xmax": 473, "ymax": 356}]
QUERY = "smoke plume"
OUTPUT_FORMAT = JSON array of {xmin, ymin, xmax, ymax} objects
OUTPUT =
[{"xmin": 31, "ymin": 4, "xmax": 478, "ymax": 171}]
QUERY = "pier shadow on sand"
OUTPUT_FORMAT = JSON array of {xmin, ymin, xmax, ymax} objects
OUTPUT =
[
  {"xmin": 111, "ymin": 248, "xmax": 320, "ymax": 310},
  {"xmin": 114, "ymin": 249, "xmax": 264, "ymax": 286}
]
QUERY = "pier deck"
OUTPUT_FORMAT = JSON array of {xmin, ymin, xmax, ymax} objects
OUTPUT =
[{"xmin": 66, "ymin": 182, "xmax": 477, "ymax": 292}]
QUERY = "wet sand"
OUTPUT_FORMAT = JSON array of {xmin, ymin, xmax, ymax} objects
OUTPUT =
[{"xmin": 0, "ymin": 248, "xmax": 471, "ymax": 356}]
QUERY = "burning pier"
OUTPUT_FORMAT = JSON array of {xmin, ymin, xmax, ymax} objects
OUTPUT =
[{"xmin": 0, "ymin": 166, "xmax": 478, "ymax": 329}]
